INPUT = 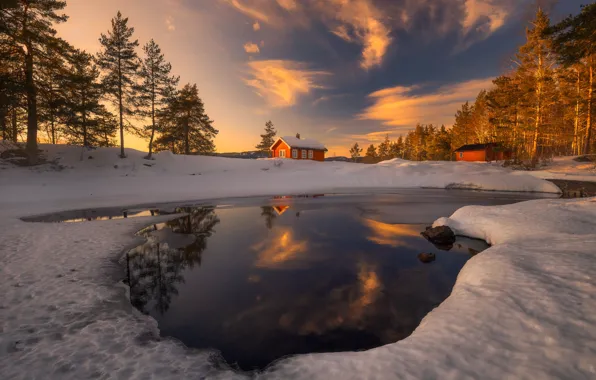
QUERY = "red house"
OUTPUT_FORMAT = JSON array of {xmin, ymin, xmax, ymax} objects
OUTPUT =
[
  {"xmin": 454, "ymin": 143, "xmax": 513, "ymax": 162},
  {"xmin": 271, "ymin": 134, "xmax": 327, "ymax": 162}
]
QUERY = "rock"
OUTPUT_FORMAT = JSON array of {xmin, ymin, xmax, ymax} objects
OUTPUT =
[
  {"xmin": 421, "ymin": 225, "xmax": 456, "ymax": 245},
  {"xmin": 88, "ymin": 155, "xmax": 93, "ymax": 159},
  {"xmin": 113, "ymin": 164, "xmax": 118, "ymax": 169},
  {"xmin": 417, "ymin": 252, "xmax": 436, "ymax": 263}
]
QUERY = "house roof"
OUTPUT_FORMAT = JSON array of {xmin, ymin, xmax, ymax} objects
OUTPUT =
[
  {"xmin": 272, "ymin": 136, "xmax": 327, "ymax": 151},
  {"xmin": 454, "ymin": 143, "xmax": 501, "ymax": 152}
]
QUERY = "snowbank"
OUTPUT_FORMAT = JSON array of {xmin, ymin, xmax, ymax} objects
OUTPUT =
[{"xmin": 521, "ymin": 156, "xmax": 596, "ymax": 182}]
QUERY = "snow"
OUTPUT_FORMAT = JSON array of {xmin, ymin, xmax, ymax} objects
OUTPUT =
[
  {"xmin": 276, "ymin": 136, "xmax": 327, "ymax": 150},
  {"xmin": 521, "ymin": 156, "xmax": 596, "ymax": 182},
  {"xmin": 1, "ymin": 144, "xmax": 594, "ymax": 379},
  {"xmin": 0, "ymin": 144, "xmax": 560, "ymax": 212}
]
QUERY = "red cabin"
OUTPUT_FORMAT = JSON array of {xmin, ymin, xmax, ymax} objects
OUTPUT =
[
  {"xmin": 454, "ymin": 143, "xmax": 513, "ymax": 162},
  {"xmin": 270, "ymin": 134, "xmax": 327, "ymax": 162}
]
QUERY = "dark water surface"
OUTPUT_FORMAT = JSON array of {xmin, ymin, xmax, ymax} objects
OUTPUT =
[{"xmin": 121, "ymin": 193, "xmax": 512, "ymax": 371}]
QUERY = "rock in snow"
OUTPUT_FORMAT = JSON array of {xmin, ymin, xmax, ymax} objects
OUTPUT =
[{"xmin": 421, "ymin": 226, "xmax": 456, "ymax": 246}]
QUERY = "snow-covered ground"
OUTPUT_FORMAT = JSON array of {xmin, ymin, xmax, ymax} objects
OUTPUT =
[
  {"xmin": 1, "ymin": 144, "xmax": 594, "ymax": 379},
  {"xmin": 0, "ymin": 145, "xmax": 559, "ymax": 215},
  {"xmin": 522, "ymin": 156, "xmax": 596, "ymax": 182}
]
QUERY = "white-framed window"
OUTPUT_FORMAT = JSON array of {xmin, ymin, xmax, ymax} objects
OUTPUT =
[
  {"xmin": 308, "ymin": 150, "xmax": 313, "ymax": 159},
  {"xmin": 292, "ymin": 149, "xmax": 298, "ymax": 158},
  {"xmin": 459, "ymin": 152, "xmax": 464, "ymax": 158},
  {"xmin": 279, "ymin": 149, "xmax": 286, "ymax": 158},
  {"xmin": 301, "ymin": 149, "xmax": 307, "ymax": 159}
]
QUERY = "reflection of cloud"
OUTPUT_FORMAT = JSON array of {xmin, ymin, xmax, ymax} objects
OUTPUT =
[
  {"xmin": 252, "ymin": 228, "xmax": 308, "ymax": 268},
  {"xmin": 360, "ymin": 78, "xmax": 494, "ymax": 127},
  {"xmin": 364, "ymin": 219, "xmax": 420, "ymax": 248},
  {"xmin": 253, "ymin": 21, "xmax": 261, "ymax": 30},
  {"xmin": 243, "ymin": 42, "xmax": 260, "ymax": 54},
  {"xmin": 244, "ymin": 60, "xmax": 330, "ymax": 107}
]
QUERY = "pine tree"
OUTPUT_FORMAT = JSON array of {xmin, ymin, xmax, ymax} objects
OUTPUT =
[
  {"xmin": 377, "ymin": 134, "xmax": 391, "ymax": 160},
  {"xmin": 97, "ymin": 11, "xmax": 140, "ymax": 158},
  {"xmin": 37, "ymin": 43, "xmax": 70, "ymax": 144},
  {"xmin": 516, "ymin": 9, "xmax": 557, "ymax": 160},
  {"xmin": 1, "ymin": 0, "xmax": 69, "ymax": 160},
  {"xmin": 137, "ymin": 39, "xmax": 179, "ymax": 159},
  {"xmin": 61, "ymin": 50, "xmax": 117, "ymax": 147},
  {"xmin": 256, "ymin": 120, "xmax": 276, "ymax": 155},
  {"xmin": 548, "ymin": 3, "xmax": 596, "ymax": 154},
  {"xmin": 349, "ymin": 142, "xmax": 362, "ymax": 162},
  {"xmin": 452, "ymin": 101, "xmax": 473, "ymax": 148},
  {"xmin": 157, "ymin": 83, "xmax": 218, "ymax": 155},
  {"xmin": 365, "ymin": 144, "xmax": 377, "ymax": 159}
]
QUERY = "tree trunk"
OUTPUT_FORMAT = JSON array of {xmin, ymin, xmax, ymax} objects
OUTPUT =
[
  {"xmin": 184, "ymin": 116, "xmax": 190, "ymax": 155},
  {"xmin": 1, "ymin": 108, "xmax": 6, "ymax": 141},
  {"xmin": 11, "ymin": 107, "xmax": 18, "ymax": 143},
  {"xmin": 584, "ymin": 59, "xmax": 593, "ymax": 155},
  {"xmin": 147, "ymin": 64, "xmax": 156, "ymax": 159},
  {"xmin": 118, "ymin": 55, "xmax": 125, "ymax": 158},
  {"xmin": 82, "ymin": 92, "xmax": 87, "ymax": 147},
  {"xmin": 573, "ymin": 68, "xmax": 581, "ymax": 155},
  {"xmin": 25, "ymin": 46, "xmax": 38, "ymax": 162}
]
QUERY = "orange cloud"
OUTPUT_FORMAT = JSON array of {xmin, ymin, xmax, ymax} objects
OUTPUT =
[
  {"xmin": 225, "ymin": 0, "xmax": 270, "ymax": 23},
  {"xmin": 322, "ymin": 0, "xmax": 391, "ymax": 70},
  {"xmin": 253, "ymin": 21, "xmax": 261, "ymax": 30},
  {"xmin": 244, "ymin": 60, "xmax": 330, "ymax": 107},
  {"xmin": 165, "ymin": 15, "xmax": 175, "ymax": 31},
  {"xmin": 360, "ymin": 78, "xmax": 494, "ymax": 127},
  {"xmin": 276, "ymin": 0, "xmax": 297, "ymax": 11},
  {"xmin": 243, "ymin": 42, "xmax": 260, "ymax": 54}
]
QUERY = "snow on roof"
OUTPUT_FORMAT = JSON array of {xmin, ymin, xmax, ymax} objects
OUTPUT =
[{"xmin": 273, "ymin": 136, "xmax": 327, "ymax": 151}]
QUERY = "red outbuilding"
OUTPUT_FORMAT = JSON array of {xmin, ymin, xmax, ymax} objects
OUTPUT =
[
  {"xmin": 270, "ymin": 134, "xmax": 327, "ymax": 162},
  {"xmin": 454, "ymin": 143, "xmax": 513, "ymax": 162}
]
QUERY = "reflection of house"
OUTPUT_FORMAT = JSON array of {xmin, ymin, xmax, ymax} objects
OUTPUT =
[
  {"xmin": 271, "ymin": 134, "xmax": 327, "ymax": 161},
  {"xmin": 273, "ymin": 205, "xmax": 290, "ymax": 215},
  {"xmin": 454, "ymin": 143, "xmax": 513, "ymax": 162}
]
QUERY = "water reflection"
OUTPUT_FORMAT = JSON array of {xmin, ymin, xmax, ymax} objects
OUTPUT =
[
  {"xmin": 125, "ymin": 207, "xmax": 220, "ymax": 315},
  {"xmin": 124, "ymin": 202, "xmax": 488, "ymax": 370}
]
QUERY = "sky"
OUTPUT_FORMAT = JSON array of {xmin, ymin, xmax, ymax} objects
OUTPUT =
[{"xmin": 55, "ymin": 0, "xmax": 585, "ymax": 156}]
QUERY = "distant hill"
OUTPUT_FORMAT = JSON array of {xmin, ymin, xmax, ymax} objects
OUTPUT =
[
  {"xmin": 325, "ymin": 156, "xmax": 364, "ymax": 163},
  {"xmin": 208, "ymin": 151, "xmax": 270, "ymax": 159}
]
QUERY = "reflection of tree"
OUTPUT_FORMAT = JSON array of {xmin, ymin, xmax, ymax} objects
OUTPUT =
[
  {"xmin": 261, "ymin": 206, "xmax": 277, "ymax": 229},
  {"xmin": 126, "ymin": 207, "xmax": 220, "ymax": 315}
]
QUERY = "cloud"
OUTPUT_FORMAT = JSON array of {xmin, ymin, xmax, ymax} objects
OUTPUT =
[
  {"xmin": 244, "ymin": 60, "xmax": 330, "ymax": 107},
  {"xmin": 243, "ymin": 42, "xmax": 261, "ymax": 54},
  {"xmin": 165, "ymin": 15, "xmax": 175, "ymax": 31},
  {"xmin": 253, "ymin": 21, "xmax": 261, "ymax": 30},
  {"xmin": 225, "ymin": 0, "xmax": 271, "ymax": 23},
  {"xmin": 276, "ymin": 0, "xmax": 297, "ymax": 11},
  {"xmin": 320, "ymin": 0, "xmax": 392, "ymax": 70},
  {"xmin": 360, "ymin": 78, "xmax": 494, "ymax": 128}
]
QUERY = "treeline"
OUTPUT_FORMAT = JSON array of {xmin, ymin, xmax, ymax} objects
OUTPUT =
[
  {"xmin": 352, "ymin": 6, "xmax": 595, "ymax": 163},
  {"xmin": 0, "ymin": 1, "xmax": 217, "ymax": 162}
]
